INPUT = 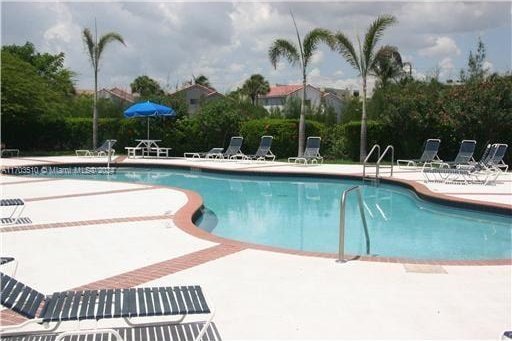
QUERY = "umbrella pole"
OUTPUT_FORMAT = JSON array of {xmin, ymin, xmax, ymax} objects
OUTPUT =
[{"xmin": 147, "ymin": 117, "xmax": 150, "ymax": 140}]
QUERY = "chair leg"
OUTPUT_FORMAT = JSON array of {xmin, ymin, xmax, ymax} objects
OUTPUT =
[
  {"xmin": 123, "ymin": 315, "xmax": 186, "ymax": 327},
  {"xmin": 55, "ymin": 328, "xmax": 124, "ymax": 341}
]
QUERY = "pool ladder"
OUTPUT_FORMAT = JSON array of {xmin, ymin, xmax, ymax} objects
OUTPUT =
[
  {"xmin": 362, "ymin": 144, "xmax": 394, "ymax": 185},
  {"xmin": 337, "ymin": 186, "xmax": 371, "ymax": 263}
]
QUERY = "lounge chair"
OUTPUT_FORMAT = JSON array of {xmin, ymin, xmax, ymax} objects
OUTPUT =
[
  {"xmin": 397, "ymin": 138, "xmax": 441, "ymax": 169},
  {"xmin": 0, "ymin": 257, "xmax": 18, "ymax": 277},
  {"xmin": 436, "ymin": 140, "xmax": 476, "ymax": 168},
  {"xmin": 0, "ymin": 322, "xmax": 222, "ymax": 341},
  {"xmin": 244, "ymin": 136, "xmax": 275, "ymax": 161},
  {"xmin": 288, "ymin": 137, "xmax": 323, "ymax": 165},
  {"xmin": 422, "ymin": 144, "xmax": 507, "ymax": 185},
  {"xmin": 222, "ymin": 136, "xmax": 245, "ymax": 160},
  {"xmin": 184, "ymin": 147, "xmax": 224, "ymax": 160},
  {"xmin": 1, "ymin": 199, "xmax": 29, "ymax": 225},
  {"xmin": 0, "ymin": 272, "xmax": 215, "ymax": 341},
  {"xmin": 76, "ymin": 140, "xmax": 117, "ymax": 157},
  {"xmin": 0, "ymin": 143, "xmax": 20, "ymax": 158},
  {"xmin": 487, "ymin": 143, "xmax": 509, "ymax": 172}
]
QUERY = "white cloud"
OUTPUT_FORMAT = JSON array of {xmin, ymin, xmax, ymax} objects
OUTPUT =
[
  {"xmin": 42, "ymin": 3, "xmax": 78, "ymax": 47},
  {"xmin": 483, "ymin": 60, "xmax": 494, "ymax": 73},
  {"xmin": 2, "ymin": 2, "xmax": 509, "ymax": 93},
  {"xmin": 439, "ymin": 57, "xmax": 455, "ymax": 79},
  {"xmin": 310, "ymin": 50, "xmax": 324, "ymax": 66},
  {"xmin": 419, "ymin": 37, "xmax": 461, "ymax": 58},
  {"xmin": 309, "ymin": 67, "xmax": 321, "ymax": 77}
]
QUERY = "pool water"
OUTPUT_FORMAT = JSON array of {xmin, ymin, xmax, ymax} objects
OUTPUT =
[{"xmin": 33, "ymin": 167, "xmax": 511, "ymax": 261}]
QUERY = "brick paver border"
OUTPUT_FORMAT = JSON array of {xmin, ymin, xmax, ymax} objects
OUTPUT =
[
  {"xmin": 0, "ymin": 215, "xmax": 174, "ymax": 233},
  {"xmin": 24, "ymin": 185, "xmax": 158, "ymax": 202}
]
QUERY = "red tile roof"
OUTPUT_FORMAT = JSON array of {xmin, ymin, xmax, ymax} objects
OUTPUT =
[{"xmin": 264, "ymin": 85, "xmax": 303, "ymax": 98}]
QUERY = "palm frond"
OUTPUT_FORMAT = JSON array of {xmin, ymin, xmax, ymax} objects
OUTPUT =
[
  {"xmin": 302, "ymin": 28, "xmax": 333, "ymax": 67},
  {"xmin": 370, "ymin": 45, "xmax": 404, "ymax": 85},
  {"xmin": 97, "ymin": 32, "xmax": 125, "ymax": 61},
  {"xmin": 268, "ymin": 39, "xmax": 300, "ymax": 69},
  {"xmin": 82, "ymin": 28, "xmax": 96, "ymax": 68},
  {"xmin": 362, "ymin": 15, "xmax": 397, "ymax": 71},
  {"xmin": 332, "ymin": 32, "xmax": 360, "ymax": 72}
]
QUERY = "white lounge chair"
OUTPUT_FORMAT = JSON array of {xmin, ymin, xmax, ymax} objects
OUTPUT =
[
  {"xmin": 76, "ymin": 140, "xmax": 116, "ymax": 157},
  {"xmin": 244, "ymin": 136, "xmax": 275, "ymax": 161},
  {"xmin": 397, "ymin": 138, "xmax": 441, "ymax": 169},
  {"xmin": 288, "ymin": 137, "xmax": 323, "ymax": 165}
]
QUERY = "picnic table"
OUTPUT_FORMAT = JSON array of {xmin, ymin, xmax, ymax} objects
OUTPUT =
[{"xmin": 125, "ymin": 139, "xmax": 172, "ymax": 158}]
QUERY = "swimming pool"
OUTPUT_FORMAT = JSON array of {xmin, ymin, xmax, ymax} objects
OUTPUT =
[{"xmin": 27, "ymin": 166, "xmax": 511, "ymax": 261}]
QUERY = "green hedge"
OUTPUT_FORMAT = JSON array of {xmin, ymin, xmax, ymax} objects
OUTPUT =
[
  {"xmin": 338, "ymin": 121, "xmax": 388, "ymax": 161},
  {"xmin": 240, "ymin": 118, "xmax": 325, "ymax": 158}
]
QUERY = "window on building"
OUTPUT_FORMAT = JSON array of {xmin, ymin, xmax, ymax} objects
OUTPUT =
[{"xmin": 190, "ymin": 98, "xmax": 199, "ymax": 105}]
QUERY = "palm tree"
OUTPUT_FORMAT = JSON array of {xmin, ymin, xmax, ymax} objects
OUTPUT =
[
  {"xmin": 329, "ymin": 15, "xmax": 396, "ymax": 161},
  {"xmin": 83, "ymin": 24, "xmax": 125, "ymax": 148},
  {"xmin": 372, "ymin": 45, "xmax": 403, "ymax": 87},
  {"xmin": 193, "ymin": 74, "xmax": 211, "ymax": 88},
  {"xmin": 241, "ymin": 74, "xmax": 270, "ymax": 105},
  {"xmin": 269, "ymin": 13, "xmax": 331, "ymax": 157}
]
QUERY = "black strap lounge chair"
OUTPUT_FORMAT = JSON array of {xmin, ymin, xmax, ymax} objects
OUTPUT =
[
  {"xmin": 244, "ymin": 136, "xmax": 275, "ymax": 161},
  {"xmin": 0, "ymin": 322, "xmax": 222, "ymax": 341},
  {"xmin": 397, "ymin": 138, "xmax": 441, "ymax": 169},
  {"xmin": 222, "ymin": 136, "xmax": 244, "ymax": 160},
  {"xmin": 0, "ymin": 257, "xmax": 18, "ymax": 277},
  {"xmin": 0, "ymin": 272, "xmax": 215, "ymax": 341},
  {"xmin": 76, "ymin": 140, "xmax": 117, "ymax": 157},
  {"xmin": 288, "ymin": 137, "xmax": 323, "ymax": 165},
  {"xmin": 437, "ymin": 140, "xmax": 476, "ymax": 168},
  {"xmin": 0, "ymin": 257, "xmax": 15, "ymax": 265},
  {"xmin": 1, "ymin": 199, "xmax": 27, "ymax": 225}
]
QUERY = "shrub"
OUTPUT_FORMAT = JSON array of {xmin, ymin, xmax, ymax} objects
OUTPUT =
[
  {"xmin": 240, "ymin": 118, "xmax": 325, "ymax": 158},
  {"xmin": 341, "ymin": 121, "xmax": 388, "ymax": 161}
]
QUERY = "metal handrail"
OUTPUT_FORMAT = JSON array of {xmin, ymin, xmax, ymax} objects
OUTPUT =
[
  {"xmin": 376, "ymin": 145, "xmax": 395, "ymax": 180},
  {"xmin": 337, "ymin": 186, "xmax": 371, "ymax": 263},
  {"xmin": 363, "ymin": 144, "xmax": 380, "ymax": 178},
  {"xmin": 107, "ymin": 140, "xmax": 112, "ymax": 170}
]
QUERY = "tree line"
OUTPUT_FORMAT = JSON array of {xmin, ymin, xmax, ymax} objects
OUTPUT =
[{"xmin": 1, "ymin": 14, "xmax": 510, "ymax": 164}]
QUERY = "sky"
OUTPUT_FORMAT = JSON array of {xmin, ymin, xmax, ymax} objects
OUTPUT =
[{"xmin": 1, "ymin": 1, "xmax": 511, "ymax": 94}]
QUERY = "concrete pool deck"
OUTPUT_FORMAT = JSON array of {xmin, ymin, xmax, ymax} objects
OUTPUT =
[{"xmin": 1, "ymin": 156, "xmax": 511, "ymax": 339}]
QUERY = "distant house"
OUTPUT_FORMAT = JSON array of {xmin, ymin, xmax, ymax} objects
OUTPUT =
[
  {"xmin": 170, "ymin": 84, "xmax": 224, "ymax": 115},
  {"xmin": 75, "ymin": 89, "xmax": 95, "ymax": 96},
  {"xmin": 98, "ymin": 87, "xmax": 138, "ymax": 104},
  {"xmin": 259, "ymin": 84, "xmax": 347, "ymax": 120},
  {"xmin": 322, "ymin": 87, "xmax": 359, "ymax": 101}
]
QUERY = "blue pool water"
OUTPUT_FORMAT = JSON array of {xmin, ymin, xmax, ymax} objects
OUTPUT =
[{"xmin": 30, "ymin": 167, "xmax": 511, "ymax": 260}]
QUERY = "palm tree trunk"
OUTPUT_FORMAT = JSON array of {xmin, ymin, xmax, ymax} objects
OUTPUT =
[
  {"xmin": 359, "ymin": 78, "xmax": 368, "ymax": 162},
  {"xmin": 93, "ymin": 67, "xmax": 98, "ymax": 149},
  {"xmin": 298, "ymin": 76, "xmax": 306, "ymax": 157}
]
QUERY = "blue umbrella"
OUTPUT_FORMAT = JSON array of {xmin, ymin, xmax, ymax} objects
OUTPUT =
[{"xmin": 124, "ymin": 101, "xmax": 176, "ymax": 140}]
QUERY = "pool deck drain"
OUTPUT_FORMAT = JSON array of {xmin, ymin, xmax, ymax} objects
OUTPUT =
[{"xmin": 404, "ymin": 264, "xmax": 448, "ymax": 274}]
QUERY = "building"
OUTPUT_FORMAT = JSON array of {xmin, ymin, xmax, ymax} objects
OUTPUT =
[
  {"xmin": 322, "ymin": 87, "xmax": 359, "ymax": 101},
  {"xmin": 97, "ymin": 87, "xmax": 138, "ymax": 104},
  {"xmin": 170, "ymin": 84, "xmax": 224, "ymax": 115},
  {"xmin": 259, "ymin": 84, "xmax": 348, "ymax": 120}
]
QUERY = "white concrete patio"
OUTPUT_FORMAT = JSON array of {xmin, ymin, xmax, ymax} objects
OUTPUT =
[{"xmin": 0, "ymin": 156, "xmax": 510, "ymax": 340}]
